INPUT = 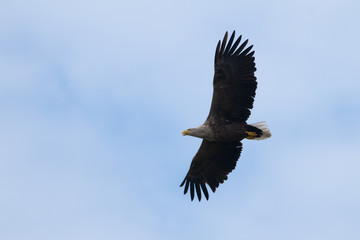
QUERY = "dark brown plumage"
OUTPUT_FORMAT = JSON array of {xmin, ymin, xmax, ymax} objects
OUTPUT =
[{"xmin": 180, "ymin": 31, "xmax": 270, "ymax": 201}]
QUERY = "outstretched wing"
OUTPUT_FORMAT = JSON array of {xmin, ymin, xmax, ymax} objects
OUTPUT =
[
  {"xmin": 180, "ymin": 140, "xmax": 242, "ymax": 201},
  {"xmin": 207, "ymin": 31, "xmax": 257, "ymax": 123}
]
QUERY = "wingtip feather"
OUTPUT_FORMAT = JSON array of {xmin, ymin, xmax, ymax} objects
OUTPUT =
[
  {"xmin": 219, "ymin": 32, "xmax": 228, "ymax": 56},
  {"xmin": 215, "ymin": 40, "xmax": 221, "ymax": 62},
  {"xmin": 201, "ymin": 183, "xmax": 209, "ymax": 200},
  {"xmin": 190, "ymin": 182, "xmax": 195, "ymax": 201},
  {"xmin": 179, "ymin": 178, "xmax": 186, "ymax": 187},
  {"xmin": 195, "ymin": 183, "xmax": 202, "ymax": 201},
  {"xmin": 224, "ymin": 31, "xmax": 236, "ymax": 55},
  {"xmin": 234, "ymin": 39, "xmax": 248, "ymax": 55},
  {"xmin": 184, "ymin": 180, "xmax": 189, "ymax": 194}
]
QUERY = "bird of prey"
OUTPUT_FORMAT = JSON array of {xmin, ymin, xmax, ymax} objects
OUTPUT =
[{"xmin": 180, "ymin": 31, "xmax": 271, "ymax": 201}]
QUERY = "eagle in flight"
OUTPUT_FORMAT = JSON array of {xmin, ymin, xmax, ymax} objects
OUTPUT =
[{"xmin": 180, "ymin": 31, "xmax": 271, "ymax": 201}]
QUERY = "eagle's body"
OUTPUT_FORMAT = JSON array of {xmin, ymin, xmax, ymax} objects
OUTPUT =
[{"xmin": 180, "ymin": 31, "xmax": 271, "ymax": 201}]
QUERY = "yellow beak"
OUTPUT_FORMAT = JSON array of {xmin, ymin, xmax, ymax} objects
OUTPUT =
[{"xmin": 181, "ymin": 130, "xmax": 190, "ymax": 136}]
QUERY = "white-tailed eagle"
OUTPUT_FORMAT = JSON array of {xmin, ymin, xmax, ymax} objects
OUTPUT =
[{"xmin": 180, "ymin": 31, "xmax": 271, "ymax": 201}]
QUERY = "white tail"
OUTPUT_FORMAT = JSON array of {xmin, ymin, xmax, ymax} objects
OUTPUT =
[{"xmin": 249, "ymin": 121, "xmax": 272, "ymax": 140}]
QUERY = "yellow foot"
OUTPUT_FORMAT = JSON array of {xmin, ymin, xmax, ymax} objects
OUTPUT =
[{"xmin": 246, "ymin": 131, "xmax": 257, "ymax": 139}]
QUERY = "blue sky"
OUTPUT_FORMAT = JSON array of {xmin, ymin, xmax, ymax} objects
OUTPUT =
[{"xmin": 1, "ymin": 0, "xmax": 360, "ymax": 239}]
